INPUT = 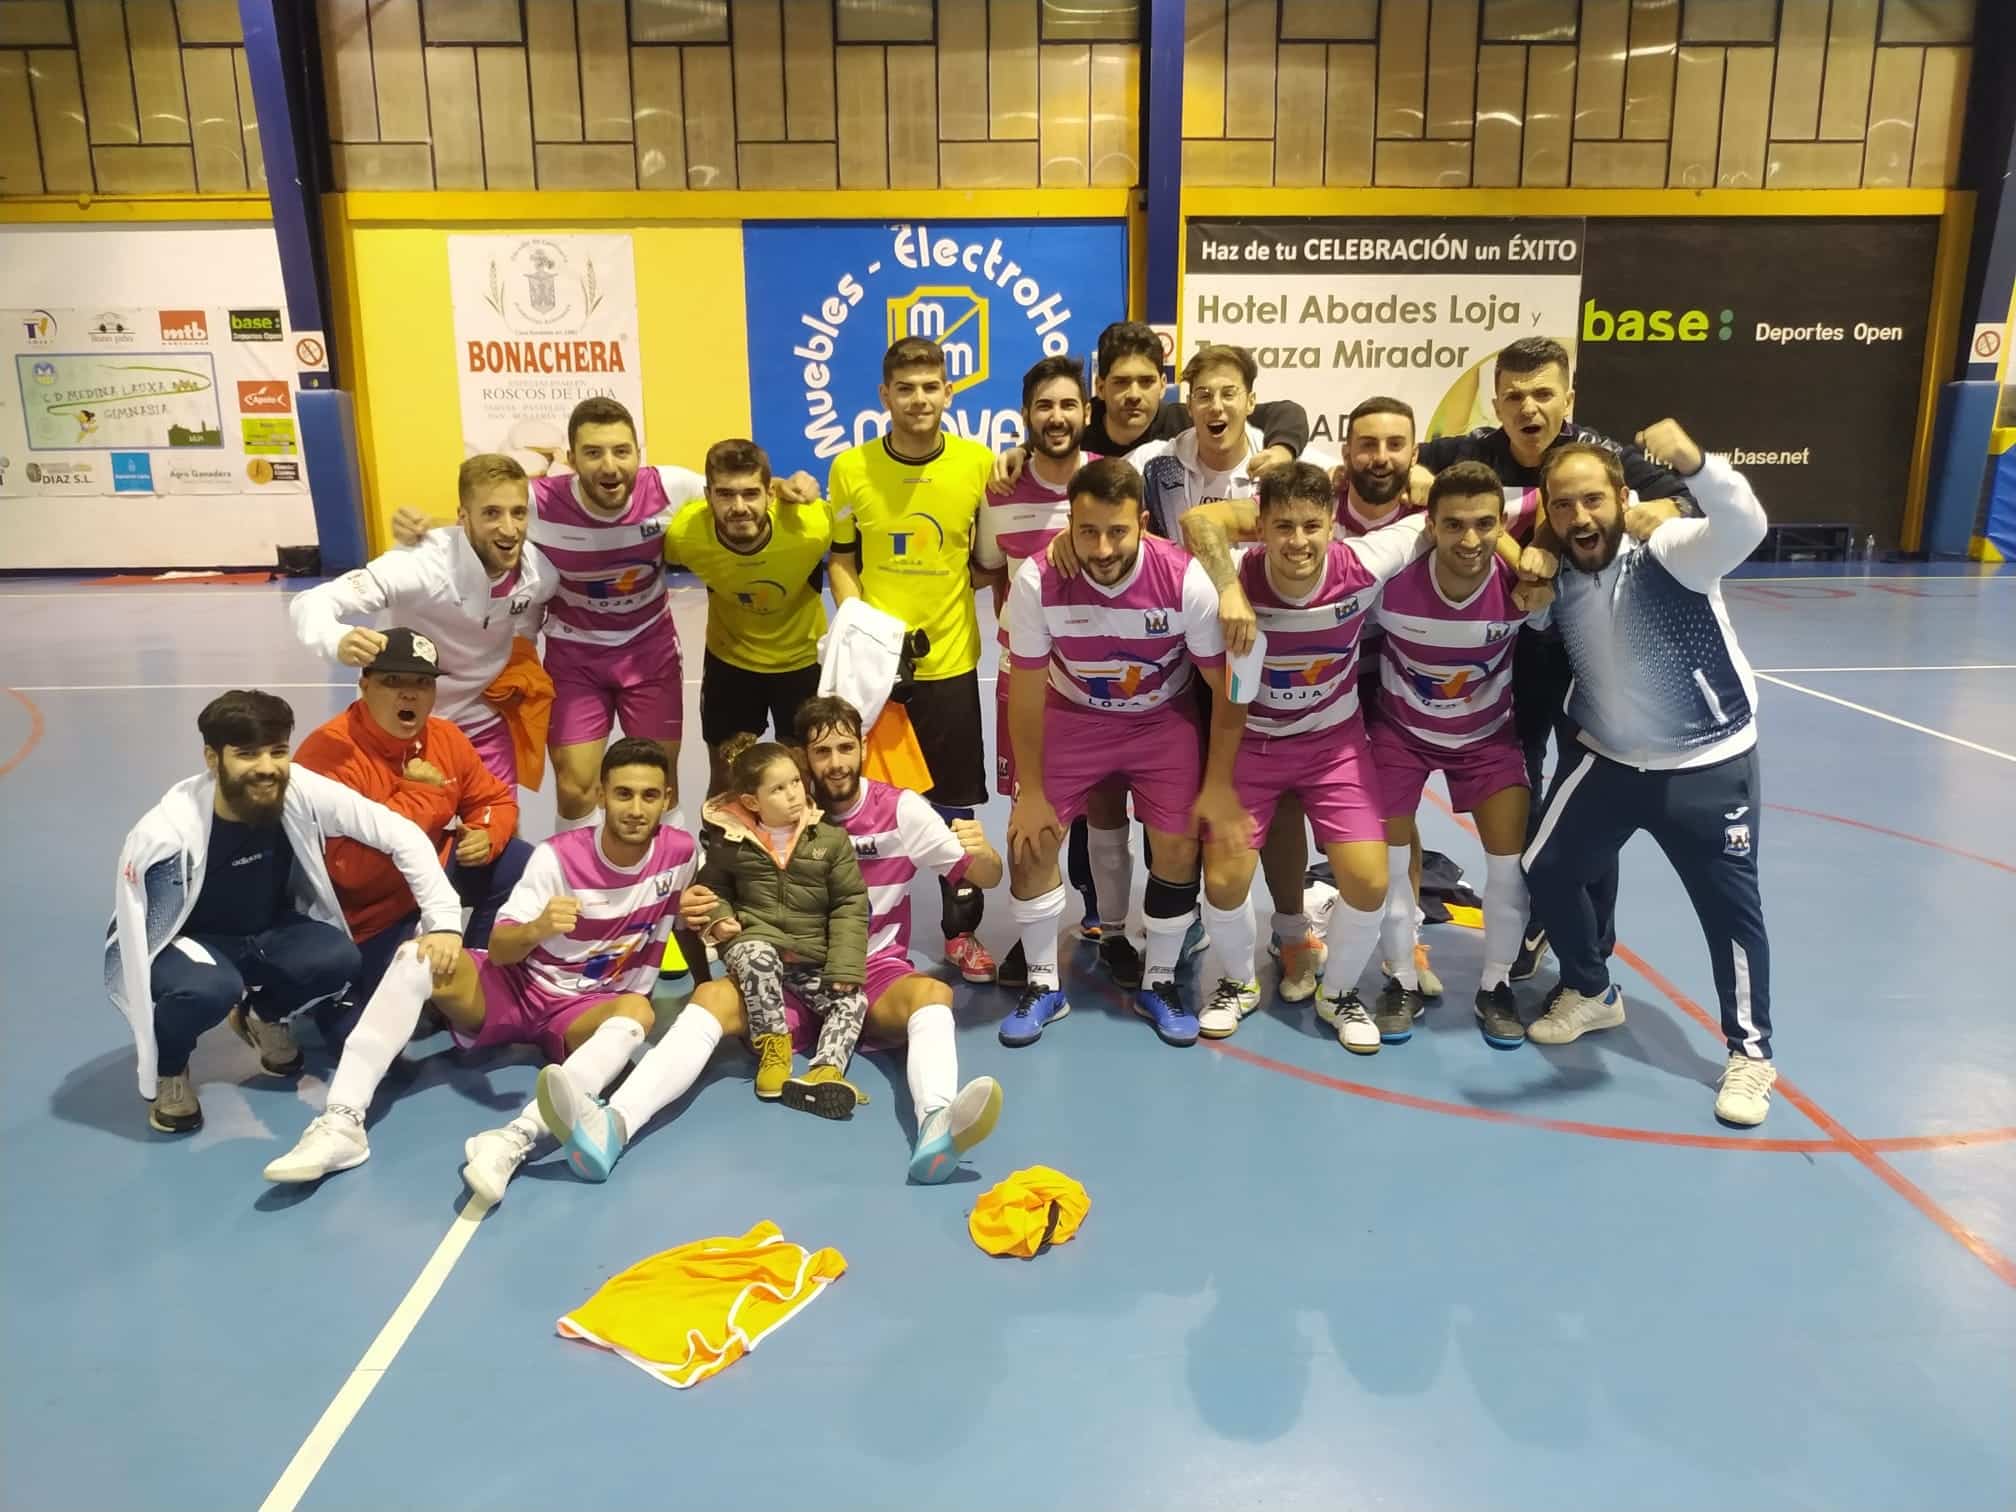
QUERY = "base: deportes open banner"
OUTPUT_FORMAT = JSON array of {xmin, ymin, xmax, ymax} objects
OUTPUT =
[
  {"xmin": 1183, "ymin": 218, "xmax": 1585, "ymax": 449},
  {"xmin": 744, "ymin": 220, "xmax": 1127, "ymax": 481},
  {"xmin": 1184, "ymin": 215, "xmax": 1938, "ymax": 536}
]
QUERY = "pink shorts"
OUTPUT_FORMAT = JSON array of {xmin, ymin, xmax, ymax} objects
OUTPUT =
[
  {"xmin": 457, "ymin": 949, "xmax": 617, "ymax": 1065},
  {"xmin": 1040, "ymin": 697, "xmax": 1200, "ymax": 835},
  {"xmin": 545, "ymin": 621, "xmax": 684, "ymax": 747},
  {"xmin": 464, "ymin": 715, "xmax": 518, "ymax": 788},
  {"xmin": 1233, "ymin": 722, "xmax": 1384, "ymax": 848},
  {"xmin": 783, "ymin": 948, "xmax": 918, "ymax": 1054},
  {"xmin": 1371, "ymin": 718, "xmax": 1528, "ymax": 819}
]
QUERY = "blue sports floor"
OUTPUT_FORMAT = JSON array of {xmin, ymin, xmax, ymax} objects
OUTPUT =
[{"xmin": 2, "ymin": 563, "xmax": 2013, "ymax": 1511}]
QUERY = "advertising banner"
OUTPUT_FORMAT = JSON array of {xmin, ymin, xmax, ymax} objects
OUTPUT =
[
  {"xmin": 1, "ymin": 304, "xmax": 309, "ymax": 500},
  {"xmin": 1571, "ymin": 217, "xmax": 1938, "ymax": 533},
  {"xmin": 448, "ymin": 234, "xmax": 643, "ymax": 479},
  {"xmin": 744, "ymin": 220, "xmax": 1129, "ymax": 480},
  {"xmin": 1182, "ymin": 218, "xmax": 1586, "ymax": 449}
]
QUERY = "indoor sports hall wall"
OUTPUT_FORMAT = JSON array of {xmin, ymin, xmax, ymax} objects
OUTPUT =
[{"xmin": 0, "ymin": 0, "xmax": 1991, "ymax": 564}]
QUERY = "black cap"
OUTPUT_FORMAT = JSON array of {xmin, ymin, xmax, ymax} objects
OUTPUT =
[{"xmin": 364, "ymin": 627, "xmax": 445, "ymax": 679}]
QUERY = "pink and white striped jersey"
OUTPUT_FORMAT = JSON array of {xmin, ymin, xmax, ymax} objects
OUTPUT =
[
  {"xmin": 530, "ymin": 466, "xmax": 706, "ymax": 647},
  {"xmin": 973, "ymin": 458, "xmax": 1084, "ymax": 647},
  {"xmin": 826, "ymin": 779, "xmax": 972, "ymax": 961},
  {"xmin": 494, "ymin": 824, "xmax": 698, "ymax": 1009},
  {"xmin": 1237, "ymin": 519, "xmax": 1427, "ymax": 739},
  {"xmin": 1005, "ymin": 533, "xmax": 1225, "ymax": 714},
  {"xmin": 1374, "ymin": 554, "xmax": 1529, "ymax": 749},
  {"xmin": 1334, "ymin": 495, "xmax": 1424, "ymax": 539}
]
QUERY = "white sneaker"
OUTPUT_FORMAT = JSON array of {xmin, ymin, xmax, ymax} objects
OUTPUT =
[
  {"xmin": 462, "ymin": 1124, "xmax": 535, "ymax": 1205},
  {"xmin": 1527, "ymin": 983, "xmax": 1625, "ymax": 1045},
  {"xmin": 264, "ymin": 1109, "xmax": 369, "ymax": 1183},
  {"xmin": 1714, "ymin": 1054, "xmax": 1777, "ymax": 1126},
  {"xmin": 1198, "ymin": 977, "xmax": 1260, "ymax": 1039},
  {"xmin": 1315, "ymin": 987, "xmax": 1381, "ymax": 1054}
]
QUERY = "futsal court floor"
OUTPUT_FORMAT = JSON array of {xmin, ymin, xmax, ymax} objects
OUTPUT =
[{"xmin": 1, "ymin": 561, "xmax": 2011, "ymax": 1511}]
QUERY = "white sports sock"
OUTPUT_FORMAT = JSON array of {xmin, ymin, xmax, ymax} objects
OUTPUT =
[
  {"xmin": 325, "ymin": 947, "xmax": 432, "ymax": 1114},
  {"xmin": 1203, "ymin": 895, "xmax": 1257, "ymax": 985},
  {"xmin": 509, "ymin": 1016, "xmax": 645, "ymax": 1142},
  {"xmin": 606, "ymin": 1007, "xmax": 722, "ymax": 1142},
  {"xmin": 905, "ymin": 1002, "xmax": 957, "ymax": 1122},
  {"xmin": 1085, "ymin": 824, "xmax": 1134, "ymax": 931},
  {"xmin": 1268, "ymin": 909, "xmax": 1310, "ymax": 945},
  {"xmin": 1010, "ymin": 884, "xmax": 1069, "ymax": 991},
  {"xmin": 1381, "ymin": 847, "xmax": 1419, "ymax": 989},
  {"xmin": 1479, "ymin": 852, "xmax": 1530, "ymax": 991},
  {"xmin": 1319, "ymin": 901, "xmax": 1385, "ymax": 1000}
]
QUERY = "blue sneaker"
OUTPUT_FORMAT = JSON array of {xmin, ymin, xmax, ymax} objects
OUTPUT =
[
  {"xmin": 1135, "ymin": 979, "xmax": 1199, "ymax": 1046},
  {"xmin": 907, "ymin": 1075, "xmax": 1004, "ymax": 1184},
  {"xmin": 998, "ymin": 986, "xmax": 1070, "ymax": 1047},
  {"xmin": 535, "ymin": 1063, "xmax": 626, "ymax": 1182}
]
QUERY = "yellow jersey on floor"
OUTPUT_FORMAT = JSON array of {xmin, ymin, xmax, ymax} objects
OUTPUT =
[
  {"xmin": 664, "ymin": 497, "xmax": 832, "ymax": 674},
  {"xmin": 828, "ymin": 434, "xmax": 992, "ymax": 681},
  {"xmin": 557, "ymin": 1220, "xmax": 847, "ymax": 1389}
]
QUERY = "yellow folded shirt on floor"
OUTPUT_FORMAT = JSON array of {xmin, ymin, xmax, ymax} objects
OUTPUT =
[
  {"xmin": 969, "ymin": 1165, "xmax": 1090, "ymax": 1259},
  {"xmin": 557, "ymin": 1220, "xmax": 847, "ymax": 1389}
]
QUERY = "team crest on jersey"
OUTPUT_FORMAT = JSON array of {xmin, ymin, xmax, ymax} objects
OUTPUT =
[
  {"xmin": 854, "ymin": 836, "xmax": 879, "ymax": 859},
  {"xmin": 1333, "ymin": 596, "xmax": 1362, "ymax": 622},
  {"xmin": 1723, "ymin": 823, "xmax": 1752, "ymax": 858},
  {"xmin": 1144, "ymin": 609, "xmax": 1170, "ymax": 635},
  {"xmin": 508, "ymin": 594, "xmax": 532, "ymax": 616},
  {"xmin": 1485, "ymin": 621, "xmax": 1513, "ymax": 642},
  {"xmin": 639, "ymin": 520, "xmax": 664, "ymax": 540},
  {"xmin": 653, "ymin": 875, "xmax": 675, "ymax": 898}
]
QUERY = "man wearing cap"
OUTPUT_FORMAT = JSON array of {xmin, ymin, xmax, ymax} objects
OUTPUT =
[{"xmin": 294, "ymin": 628, "xmax": 529, "ymax": 1011}]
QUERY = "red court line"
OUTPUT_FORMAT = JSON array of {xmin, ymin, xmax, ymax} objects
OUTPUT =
[
  {"xmin": 0, "ymin": 686, "xmax": 45, "ymax": 778},
  {"xmin": 1766, "ymin": 803, "xmax": 2016, "ymax": 876},
  {"xmin": 1203, "ymin": 1041, "xmax": 2014, "ymax": 1155},
  {"xmin": 1402, "ymin": 787, "xmax": 2016, "ymax": 1287}
]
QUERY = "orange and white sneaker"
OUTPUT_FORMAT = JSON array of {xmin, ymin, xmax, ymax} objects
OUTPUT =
[
  {"xmin": 1413, "ymin": 941, "xmax": 1443, "ymax": 998},
  {"xmin": 1273, "ymin": 932, "xmax": 1327, "ymax": 1003},
  {"xmin": 945, "ymin": 932, "xmax": 998, "ymax": 984}
]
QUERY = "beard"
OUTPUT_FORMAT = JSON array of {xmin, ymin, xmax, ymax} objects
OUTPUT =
[
  {"xmin": 1029, "ymin": 423, "xmax": 1081, "ymax": 461},
  {"xmin": 220, "ymin": 765, "xmax": 287, "ymax": 822},
  {"xmin": 1347, "ymin": 458, "xmax": 1407, "ymax": 506},
  {"xmin": 1567, "ymin": 515, "xmax": 1626, "ymax": 573},
  {"xmin": 815, "ymin": 766, "xmax": 862, "ymax": 810}
]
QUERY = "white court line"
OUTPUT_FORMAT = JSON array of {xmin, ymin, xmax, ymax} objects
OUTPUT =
[
  {"xmin": 1726, "ymin": 574, "xmax": 2014, "ymax": 586},
  {"xmin": 258, "ymin": 1196, "xmax": 493, "ymax": 1512},
  {"xmin": 1755, "ymin": 674, "xmax": 2016, "ymax": 763},
  {"xmin": 1753, "ymin": 664, "xmax": 2016, "ymax": 673}
]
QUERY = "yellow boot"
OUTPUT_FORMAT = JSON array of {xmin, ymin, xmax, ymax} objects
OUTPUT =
[
  {"xmin": 780, "ymin": 1063, "xmax": 868, "ymax": 1122},
  {"xmin": 753, "ymin": 1033, "xmax": 793, "ymax": 1101}
]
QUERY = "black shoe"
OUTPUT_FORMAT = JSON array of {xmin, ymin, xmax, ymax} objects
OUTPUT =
[
  {"xmin": 995, "ymin": 940, "xmax": 1029, "ymax": 991},
  {"xmin": 1474, "ymin": 983, "xmax": 1525, "ymax": 1049},
  {"xmin": 1099, "ymin": 934, "xmax": 1144, "ymax": 990},
  {"xmin": 1510, "ymin": 927, "xmax": 1548, "ymax": 982},
  {"xmin": 1374, "ymin": 977, "xmax": 1425, "ymax": 1043}
]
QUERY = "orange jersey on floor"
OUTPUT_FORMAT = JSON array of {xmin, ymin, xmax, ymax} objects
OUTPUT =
[{"xmin": 556, "ymin": 1221, "xmax": 847, "ymax": 1389}]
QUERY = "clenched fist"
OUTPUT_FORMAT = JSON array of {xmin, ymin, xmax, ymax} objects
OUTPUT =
[
  {"xmin": 405, "ymin": 757, "xmax": 447, "ymax": 787},
  {"xmin": 336, "ymin": 627, "xmax": 389, "ymax": 667},
  {"xmin": 534, "ymin": 896, "xmax": 582, "ymax": 939}
]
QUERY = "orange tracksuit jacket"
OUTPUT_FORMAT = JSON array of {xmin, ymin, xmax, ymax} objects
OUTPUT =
[{"xmin": 294, "ymin": 702, "xmax": 518, "ymax": 942}]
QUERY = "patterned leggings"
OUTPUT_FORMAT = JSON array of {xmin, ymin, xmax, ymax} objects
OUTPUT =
[{"xmin": 722, "ymin": 936, "xmax": 869, "ymax": 1071}]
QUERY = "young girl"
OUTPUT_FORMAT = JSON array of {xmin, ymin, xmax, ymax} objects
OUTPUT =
[{"xmin": 698, "ymin": 738, "xmax": 872, "ymax": 1120}]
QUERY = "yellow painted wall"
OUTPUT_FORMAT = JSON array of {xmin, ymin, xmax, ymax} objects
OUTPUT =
[{"xmin": 333, "ymin": 218, "xmax": 751, "ymax": 551}]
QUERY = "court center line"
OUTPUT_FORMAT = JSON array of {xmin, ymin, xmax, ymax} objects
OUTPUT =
[
  {"xmin": 258, "ymin": 1194, "xmax": 494, "ymax": 1512},
  {"xmin": 1755, "ymin": 674, "xmax": 2016, "ymax": 763},
  {"xmin": 1414, "ymin": 790, "xmax": 2016, "ymax": 1289}
]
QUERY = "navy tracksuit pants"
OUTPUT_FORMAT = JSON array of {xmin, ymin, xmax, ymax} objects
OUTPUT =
[{"xmin": 1523, "ymin": 745, "xmax": 1773, "ymax": 1060}]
